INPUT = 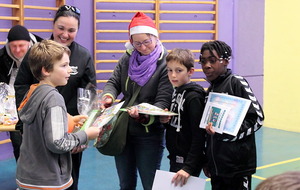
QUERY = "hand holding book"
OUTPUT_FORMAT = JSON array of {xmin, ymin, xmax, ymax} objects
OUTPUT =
[{"xmin": 120, "ymin": 103, "xmax": 177, "ymax": 116}]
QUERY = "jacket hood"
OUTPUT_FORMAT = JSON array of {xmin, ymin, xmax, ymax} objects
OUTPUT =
[
  {"xmin": 19, "ymin": 84, "xmax": 57, "ymax": 124},
  {"xmin": 175, "ymin": 81, "xmax": 204, "ymax": 95}
]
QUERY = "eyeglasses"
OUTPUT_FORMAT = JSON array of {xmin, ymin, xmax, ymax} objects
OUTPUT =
[
  {"xmin": 199, "ymin": 56, "xmax": 223, "ymax": 65},
  {"xmin": 132, "ymin": 38, "xmax": 153, "ymax": 48},
  {"xmin": 57, "ymin": 5, "xmax": 81, "ymax": 16}
]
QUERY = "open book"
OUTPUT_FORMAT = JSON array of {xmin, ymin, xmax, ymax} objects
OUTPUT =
[
  {"xmin": 80, "ymin": 101, "xmax": 124, "ymax": 131},
  {"xmin": 120, "ymin": 103, "xmax": 177, "ymax": 116},
  {"xmin": 199, "ymin": 92, "xmax": 251, "ymax": 136},
  {"xmin": 89, "ymin": 101, "xmax": 124, "ymax": 129}
]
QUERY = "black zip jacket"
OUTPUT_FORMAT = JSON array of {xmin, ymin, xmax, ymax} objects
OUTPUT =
[
  {"xmin": 166, "ymin": 82, "xmax": 206, "ymax": 175},
  {"xmin": 205, "ymin": 69, "xmax": 264, "ymax": 178},
  {"xmin": 102, "ymin": 47, "xmax": 173, "ymax": 136}
]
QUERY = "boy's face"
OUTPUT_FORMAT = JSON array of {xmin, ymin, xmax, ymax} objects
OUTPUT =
[
  {"xmin": 167, "ymin": 60, "xmax": 194, "ymax": 87},
  {"xmin": 200, "ymin": 49, "xmax": 228, "ymax": 82},
  {"xmin": 47, "ymin": 53, "xmax": 71, "ymax": 87}
]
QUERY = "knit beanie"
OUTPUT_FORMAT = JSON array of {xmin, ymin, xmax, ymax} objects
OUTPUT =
[
  {"xmin": 7, "ymin": 25, "xmax": 31, "ymax": 42},
  {"xmin": 128, "ymin": 12, "xmax": 158, "ymax": 37}
]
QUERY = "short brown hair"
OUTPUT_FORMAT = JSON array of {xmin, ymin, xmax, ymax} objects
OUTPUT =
[
  {"xmin": 255, "ymin": 171, "xmax": 300, "ymax": 190},
  {"xmin": 28, "ymin": 40, "xmax": 71, "ymax": 81},
  {"xmin": 166, "ymin": 48, "xmax": 195, "ymax": 71}
]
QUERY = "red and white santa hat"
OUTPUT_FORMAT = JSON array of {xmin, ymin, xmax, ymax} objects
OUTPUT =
[{"xmin": 128, "ymin": 12, "xmax": 158, "ymax": 37}]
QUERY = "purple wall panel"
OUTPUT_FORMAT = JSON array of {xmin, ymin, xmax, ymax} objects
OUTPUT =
[
  {"xmin": 160, "ymin": 1, "xmax": 214, "ymax": 11},
  {"xmin": 218, "ymin": 0, "xmax": 264, "ymax": 104},
  {"xmin": 0, "ymin": 132, "xmax": 13, "ymax": 161},
  {"xmin": 236, "ymin": 0, "xmax": 264, "ymax": 105},
  {"xmin": 234, "ymin": 0, "xmax": 265, "ymax": 77},
  {"xmin": 218, "ymin": 0, "xmax": 234, "ymax": 70},
  {"xmin": 23, "ymin": 0, "xmax": 56, "ymax": 6},
  {"xmin": 67, "ymin": 0, "xmax": 94, "ymax": 55},
  {"xmin": 98, "ymin": 3, "xmax": 155, "ymax": 10}
]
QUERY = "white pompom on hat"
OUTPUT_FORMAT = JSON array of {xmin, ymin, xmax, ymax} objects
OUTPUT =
[{"xmin": 128, "ymin": 12, "xmax": 158, "ymax": 37}]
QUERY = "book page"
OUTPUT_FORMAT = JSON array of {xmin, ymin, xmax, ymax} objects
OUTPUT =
[
  {"xmin": 120, "ymin": 103, "xmax": 177, "ymax": 116},
  {"xmin": 200, "ymin": 102, "xmax": 230, "ymax": 134}
]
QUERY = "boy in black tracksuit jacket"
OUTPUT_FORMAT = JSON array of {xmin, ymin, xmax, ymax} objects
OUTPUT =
[
  {"xmin": 199, "ymin": 40, "xmax": 264, "ymax": 190},
  {"xmin": 161, "ymin": 48, "xmax": 206, "ymax": 186}
]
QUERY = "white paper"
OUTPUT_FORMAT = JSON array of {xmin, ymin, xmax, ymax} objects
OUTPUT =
[{"xmin": 152, "ymin": 170, "xmax": 206, "ymax": 190}]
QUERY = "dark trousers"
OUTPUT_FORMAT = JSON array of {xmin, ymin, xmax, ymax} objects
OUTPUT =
[
  {"xmin": 211, "ymin": 175, "xmax": 252, "ymax": 190},
  {"xmin": 9, "ymin": 131, "xmax": 22, "ymax": 161},
  {"xmin": 66, "ymin": 152, "xmax": 83, "ymax": 190},
  {"xmin": 115, "ymin": 133, "xmax": 164, "ymax": 190}
]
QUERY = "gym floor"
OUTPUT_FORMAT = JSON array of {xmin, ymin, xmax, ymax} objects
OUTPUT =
[{"xmin": 1, "ymin": 127, "xmax": 299, "ymax": 190}]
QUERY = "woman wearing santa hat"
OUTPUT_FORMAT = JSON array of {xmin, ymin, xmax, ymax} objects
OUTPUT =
[{"xmin": 101, "ymin": 12, "xmax": 173, "ymax": 190}]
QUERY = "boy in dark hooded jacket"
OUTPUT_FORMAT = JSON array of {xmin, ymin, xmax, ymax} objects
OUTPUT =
[
  {"xmin": 160, "ymin": 48, "xmax": 206, "ymax": 187},
  {"xmin": 200, "ymin": 40, "xmax": 264, "ymax": 190}
]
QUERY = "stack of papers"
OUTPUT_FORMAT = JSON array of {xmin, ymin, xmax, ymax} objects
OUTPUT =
[{"xmin": 199, "ymin": 92, "xmax": 251, "ymax": 136}]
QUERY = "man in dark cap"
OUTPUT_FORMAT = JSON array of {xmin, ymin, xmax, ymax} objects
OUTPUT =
[{"xmin": 0, "ymin": 25, "xmax": 42, "ymax": 161}]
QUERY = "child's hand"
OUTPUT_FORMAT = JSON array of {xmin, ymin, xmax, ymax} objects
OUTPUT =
[
  {"xmin": 85, "ymin": 127, "xmax": 101, "ymax": 140},
  {"xmin": 171, "ymin": 169, "xmax": 190, "ymax": 187},
  {"xmin": 100, "ymin": 95, "xmax": 113, "ymax": 109},
  {"xmin": 71, "ymin": 144, "xmax": 87, "ymax": 154},
  {"xmin": 67, "ymin": 114, "xmax": 88, "ymax": 133},
  {"xmin": 205, "ymin": 122, "xmax": 215, "ymax": 135},
  {"xmin": 73, "ymin": 115, "xmax": 88, "ymax": 127},
  {"xmin": 203, "ymin": 164, "xmax": 211, "ymax": 178}
]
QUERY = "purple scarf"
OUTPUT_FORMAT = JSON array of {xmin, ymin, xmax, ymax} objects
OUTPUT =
[{"xmin": 128, "ymin": 40, "xmax": 163, "ymax": 86}]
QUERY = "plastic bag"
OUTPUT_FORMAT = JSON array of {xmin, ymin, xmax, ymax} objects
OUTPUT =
[{"xmin": 0, "ymin": 83, "xmax": 18, "ymax": 125}]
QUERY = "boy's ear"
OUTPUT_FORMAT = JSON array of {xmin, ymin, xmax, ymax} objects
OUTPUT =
[
  {"xmin": 188, "ymin": 67, "xmax": 195, "ymax": 77},
  {"xmin": 41, "ymin": 67, "xmax": 50, "ymax": 77}
]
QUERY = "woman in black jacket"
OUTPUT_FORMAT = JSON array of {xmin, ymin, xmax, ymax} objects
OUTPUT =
[{"xmin": 14, "ymin": 5, "xmax": 96, "ymax": 190}]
